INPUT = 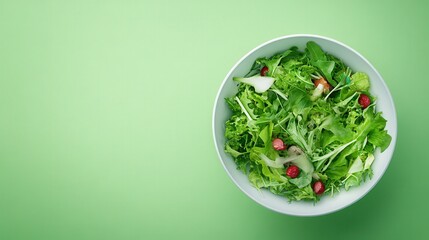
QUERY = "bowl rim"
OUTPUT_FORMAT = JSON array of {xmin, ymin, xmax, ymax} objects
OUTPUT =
[{"xmin": 212, "ymin": 34, "xmax": 397, "ymax": 216}]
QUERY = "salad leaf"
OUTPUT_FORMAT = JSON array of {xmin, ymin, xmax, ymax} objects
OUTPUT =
[
  {"xmin": 285, "ymin": 87, "xmax": 312, "ymax": 116},
  {"xmin": 319, "ymin": 115, "xmax": 354, "ymax": 142},
  {"xmin": 368, "ymin": 130, "xmax": 392, "ymax": 152},
  {"xmin": 289, "ymin": 171, "xmax": 313, "ymax": 188},
  {"xmin": 306, "ymin": 41, "xmax": 337, "ymax": 86},
  {"xmin": 306, "ymin": 41, "xmax": 327, "ymax": 61},
  {"xmin": 344, "ymin": 172, "xmax": 362, "ymax": 190},
  {"xmin": 348, "ymin": 156, "xmax": 364, "ymax": 174},
  {"xmin": 350, "ymin": 72, "xmax": 370, "ymax": 91},
  {"xmin": 256, "ymin": 50, "xmax": 292, "ymax": 76}
]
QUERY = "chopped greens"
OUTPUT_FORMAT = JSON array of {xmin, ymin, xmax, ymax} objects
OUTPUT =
[{"xmin": 224, "ymin": 41, "xmax": 391, "ymax": 202}]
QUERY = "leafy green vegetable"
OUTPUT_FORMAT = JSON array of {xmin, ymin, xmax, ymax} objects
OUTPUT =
[
  {"xmin": 256, "ymin": 50, "xmax": 293, "ymax": 76},
  {"xmin": 368, "ymin": 129, "xmax": 392, "ymax": 152},
  {"xmin": 289, "ymin": 171, "xmax": 313, "ymax": 188},
  {"xmin": 350, "ymin": 72, "xmax": 370, "ymax": 91},
  {"xmin": 224, "ymin": 41, "xmax": 391, "ymax": 202},
  {"xmin": 306, "ymin": 41, "xmax": 337, "ymax": 86}
]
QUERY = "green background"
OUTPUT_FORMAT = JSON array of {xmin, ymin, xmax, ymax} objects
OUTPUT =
[{"xmin": 1, "ymin": 0, "xmax": 428, "ymax": 239}]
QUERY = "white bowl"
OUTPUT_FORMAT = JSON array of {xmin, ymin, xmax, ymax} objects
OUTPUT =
[{"xmin": 212, "ymin": 34, "xmax": 397, "ymax": 216}]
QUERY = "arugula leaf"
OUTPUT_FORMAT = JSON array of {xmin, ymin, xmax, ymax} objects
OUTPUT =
[
  {"xmin": 306, "ymin": 41, "xmax": 337, "ymax": 86},
  {"xmin": 312, "ymin": 60, "xmax": 335, "ymax": 84},
  {"xmin": 284, "ymin": 87, "xmax": 312, "ymax": 116},
  {"xmin": 306, "ymin": 41, "xmax": 327, "ymax": 61}
]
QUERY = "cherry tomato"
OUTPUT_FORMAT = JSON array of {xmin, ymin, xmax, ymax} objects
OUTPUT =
[
  {"xmin": 260, "ymin": 66, "xmax": 269, "ymax": 76},
  {"xmin": 286, "ymin": 165, "xmax": 300, "ymax": 178},
  {"xmin": 313, "ymin": 181, "xmax": 325, "ymax": 195},
  {"xmin": 272, "ymin": 138, "xmax": 286, "ymax": 151},
  {"xmin": 358, "ymin": 94, "xmax": 371, "ymax": 109}
]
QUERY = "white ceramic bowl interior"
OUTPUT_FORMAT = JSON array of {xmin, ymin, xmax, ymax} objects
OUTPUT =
[{"xmin": 213, "ymin": 34, "xmax": 397, "ymax": 216}]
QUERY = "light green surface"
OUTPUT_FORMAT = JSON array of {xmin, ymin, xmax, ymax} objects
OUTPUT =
[{"xmin": 0, "ymin": 0, "xmax": 428, "ymax": 239}]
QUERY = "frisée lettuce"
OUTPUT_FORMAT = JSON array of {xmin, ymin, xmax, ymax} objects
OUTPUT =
[{"xmin": 224, "ymin": 41, "xmax": 391, "ymax": 202}]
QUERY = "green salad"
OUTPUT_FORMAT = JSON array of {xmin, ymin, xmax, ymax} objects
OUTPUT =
[{"xmin": 224, "ymin": 41, "xmax": 391, "ymax": 201}]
